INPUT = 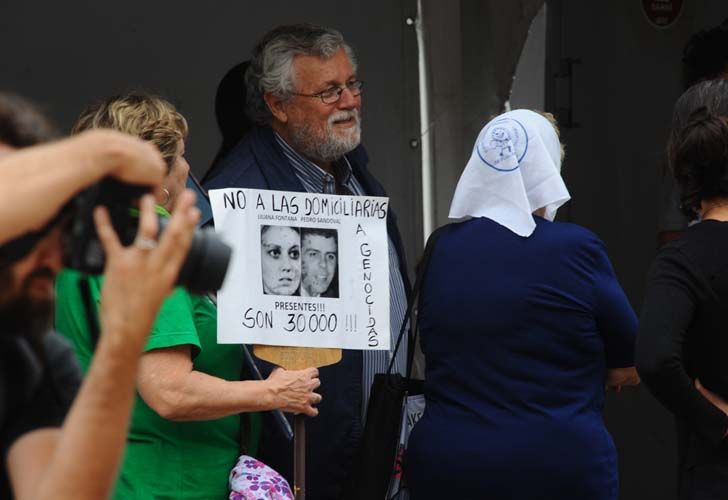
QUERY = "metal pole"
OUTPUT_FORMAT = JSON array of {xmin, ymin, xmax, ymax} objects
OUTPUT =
[{"xmin": 416, "ymin": 0, "xmax": 436, "ymax": 241}]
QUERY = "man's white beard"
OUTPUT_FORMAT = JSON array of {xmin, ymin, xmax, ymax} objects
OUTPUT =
[{"xmin": 290, "ymin": 109, "xmax": 361, "ymax": 163}]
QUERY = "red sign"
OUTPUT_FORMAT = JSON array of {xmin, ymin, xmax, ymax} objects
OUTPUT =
[{"xmin": 642, "ymin": 0, "xmax": 683, "ymax": 28}]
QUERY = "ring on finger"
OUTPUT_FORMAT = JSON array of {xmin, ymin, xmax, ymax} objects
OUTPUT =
[{"xmin": 134, "ymin": 236, "xmax": 158, "ymax": 250}]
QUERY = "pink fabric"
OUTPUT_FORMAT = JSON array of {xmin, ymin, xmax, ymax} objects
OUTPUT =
[{"xmin": 229, "ymin": 455, "xmax": 294, "ymax": 500}]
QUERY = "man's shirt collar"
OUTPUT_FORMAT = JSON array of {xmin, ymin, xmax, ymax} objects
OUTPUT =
[{"xmin": 273, "ymin": 132, "xmax": 354, "ymax": 194}]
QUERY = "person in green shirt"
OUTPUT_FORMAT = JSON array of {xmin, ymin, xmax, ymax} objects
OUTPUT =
[{"xmin": 55, "ymin": 93, "xmax": 322, "ymax": 500}]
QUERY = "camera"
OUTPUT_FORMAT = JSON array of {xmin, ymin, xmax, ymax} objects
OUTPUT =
[{"xmin": 64, "ymin": 179, "xmax": 231, "ymax": 294}]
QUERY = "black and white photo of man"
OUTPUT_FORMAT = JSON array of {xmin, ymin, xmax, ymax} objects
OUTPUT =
[{"xmin": 300, "ymin": 228, "xmax": 338, "ymax": 298}]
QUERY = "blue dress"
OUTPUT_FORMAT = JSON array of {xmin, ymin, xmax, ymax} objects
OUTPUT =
[{"xmin": 406, "ymin": 217, "xmax": 636, "ymax": 500}]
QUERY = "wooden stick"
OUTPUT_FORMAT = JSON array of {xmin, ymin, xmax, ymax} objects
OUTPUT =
[
  {"xmin": 294, "ymin": 414, "xmax": 306, "ymax": 499},
  {"xmin": 253, "ymin": 345, "xmax": 339, "ymax": 500}
]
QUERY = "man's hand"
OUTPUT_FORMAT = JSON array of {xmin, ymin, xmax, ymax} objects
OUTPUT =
[
  {"xmin": 0, "ymin": 130, "xmax": 168, "ymax": 244},
  {"xmin": 266, "ymin": 367, "xmax": 322, "ymax": 417},
  {"xmin": 78, "ymin": 129, "xmax": 166, "ymax": 186},
  {"xmin": 96, "ymin": 190, "xmax": 200, "ymax": 347}
]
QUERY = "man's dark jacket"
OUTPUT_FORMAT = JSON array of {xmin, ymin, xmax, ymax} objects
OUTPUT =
[
  {"xmin": 204, "ymin": 126, "xmax": 411, "ymax": 500},
  {"xmin": 0, "ymin": 333, "xmax": 82, "ymax": 498}
]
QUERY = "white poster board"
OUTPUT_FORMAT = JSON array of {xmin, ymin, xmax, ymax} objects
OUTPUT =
[{"xmin": 210, "ymin": 188, "xmax": 390, "ymax": 350}]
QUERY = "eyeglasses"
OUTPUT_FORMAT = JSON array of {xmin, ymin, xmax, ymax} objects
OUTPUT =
[{"xmin": 293, "ymin": 80, "xmax": 364, "ymax": 104}]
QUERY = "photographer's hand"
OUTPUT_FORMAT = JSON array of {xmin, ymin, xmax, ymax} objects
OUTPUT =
[
  {"xmin": 80, "ymin": 130, "xmax": 166, "ymax": 198},
  {"xmin": 0, "ymin": 130, "xmax": 166, "ymax": 244},
  {"xmin": 10, "ymin": 190, "xmax": 199, "ymax": 500},
  {"xmin": 97, "ymin": 190, "xmax": 200, "ymax": 346}
]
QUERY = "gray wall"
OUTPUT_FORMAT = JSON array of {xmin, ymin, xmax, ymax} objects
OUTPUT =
[
  {"xmin": 0, "ymin": 0, "xmax": 422, "ymax": 269},
  {"xmin": 547, "ymin": 2, "xmax": 728, "ymax": 499},
  {"xmin": 511, "ymin": 4, "xmax": 547, "ymax": 111},
  {"xmin": 420, "ymin": 0, "xmax": 544, "ymax": 224}
]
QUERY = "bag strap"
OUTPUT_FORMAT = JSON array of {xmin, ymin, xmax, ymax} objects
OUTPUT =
[
  {"xmin": 387, "ymin": 223, "xmax": 450, "ymax": 376},
  {"xmin": 79, "ymin": 275, "xmax": 101, "ymax": 349}
]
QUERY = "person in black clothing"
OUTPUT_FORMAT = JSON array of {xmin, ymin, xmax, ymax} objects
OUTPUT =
[
  {"xmin": 0, "ymin": 94, "xmax": 83, "ymax": 498},
  {"xmin": 637, "ymin": 78, "xmax": 728, "ymax": 500},
  {"xmin": 208, "ymin": 61, "xmax": 253, "ymax": 173},
  {"xmin": 658, "ymin": 17, "xmax": 728, "ymax": 246},
  {"xmin": 682, "ymin": 18, "xmax": 728, "ymax": 89}
]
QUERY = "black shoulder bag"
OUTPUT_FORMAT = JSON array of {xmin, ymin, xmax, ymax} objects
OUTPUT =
[{"xmin": 342, "ymin": 224, "xmax": 449, "ymax": 500}]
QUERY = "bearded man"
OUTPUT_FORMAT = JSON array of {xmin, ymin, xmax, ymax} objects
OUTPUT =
[
  {"xmin": 204, "ymin": 23, "xmax": 411, "ymax": 500},
  {"xmin": 0, "ymin": 92, "xmax": 201, "ymax": 500},
  {"xmin": 0, "ymin": 95, "xmax": 82, "ymax": 499}
]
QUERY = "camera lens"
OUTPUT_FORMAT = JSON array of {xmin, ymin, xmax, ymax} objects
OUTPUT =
[
  {"xmin": 66, "ymin": 179, "xmax": 232, "ymax": 294},
  {"xmin": 158, "ymin": 219, "xmax": 232, "ymax": 294}
]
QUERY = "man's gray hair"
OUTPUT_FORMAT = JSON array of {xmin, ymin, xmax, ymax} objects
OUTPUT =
[{"xmin": 246, "ymin": 24, "xmax": 357, "ymax": 125}]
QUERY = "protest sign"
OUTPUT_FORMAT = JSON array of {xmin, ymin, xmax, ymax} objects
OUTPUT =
[{"xmin": 210, "ymin": 188, "xmax": 391, "ymax": 350}]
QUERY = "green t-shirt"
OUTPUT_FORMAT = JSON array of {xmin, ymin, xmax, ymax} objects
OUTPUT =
[{"xmin": 55, "ymin": 270, "xmax": 259, "ymax": 500}]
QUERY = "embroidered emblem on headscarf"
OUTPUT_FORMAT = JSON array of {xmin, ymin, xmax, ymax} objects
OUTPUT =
[{"xmin": 476, "ymin": 118, "xmax": 529, "ymax": 172}]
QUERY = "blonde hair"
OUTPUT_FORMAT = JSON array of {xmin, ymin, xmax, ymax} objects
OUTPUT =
[
  {"xmin": 537, "ymin": 111, "xmax": 566, "ymax": 163},
  {"xmin": 73, "ymin": 93, "xmax": 188, "ymax": 171}
]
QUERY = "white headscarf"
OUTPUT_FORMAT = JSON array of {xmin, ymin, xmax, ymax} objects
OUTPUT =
[{"xmin": 448, "ymin": 109, "xmax": 570, "ymax": 237}]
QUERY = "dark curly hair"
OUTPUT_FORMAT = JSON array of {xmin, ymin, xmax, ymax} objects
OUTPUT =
[
  {"xmin": 668, "ymin": 79, "xmax": 728, "ymax": 219},
  {"xmin": 683, "ymin": 18, "xmax": 728, "ymax": 88},
  {"xmin": 0, "ymin": 92, "xmax": 58, "ymax": 148}
]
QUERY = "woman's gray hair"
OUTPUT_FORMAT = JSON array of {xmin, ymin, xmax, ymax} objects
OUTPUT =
[{"xmin": 246, "ymin": 24, "xmax": 357, "ymax": 125}]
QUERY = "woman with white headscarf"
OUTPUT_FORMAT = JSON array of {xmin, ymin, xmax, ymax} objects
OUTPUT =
[{"xmin": 405, "ymin": 110, "xmax": 639, "ymax": 499}]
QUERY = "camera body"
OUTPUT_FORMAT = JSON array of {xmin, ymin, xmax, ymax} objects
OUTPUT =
[{"xmin": 64, "ymin": 179, "xmax": 231, "ymax": 294}]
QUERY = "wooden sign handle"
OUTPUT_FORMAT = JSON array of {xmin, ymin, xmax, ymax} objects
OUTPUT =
[
  {"xmin": 253, "ymin": 344, "xmax": 342, "ymax": 500},
  {"xmin": 293, "ymin": 414, "xmax": 306, "ymax": 499},
  {"xmin": 253, "ymin": 345, "xmax": 341, "ymax": 370}
]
